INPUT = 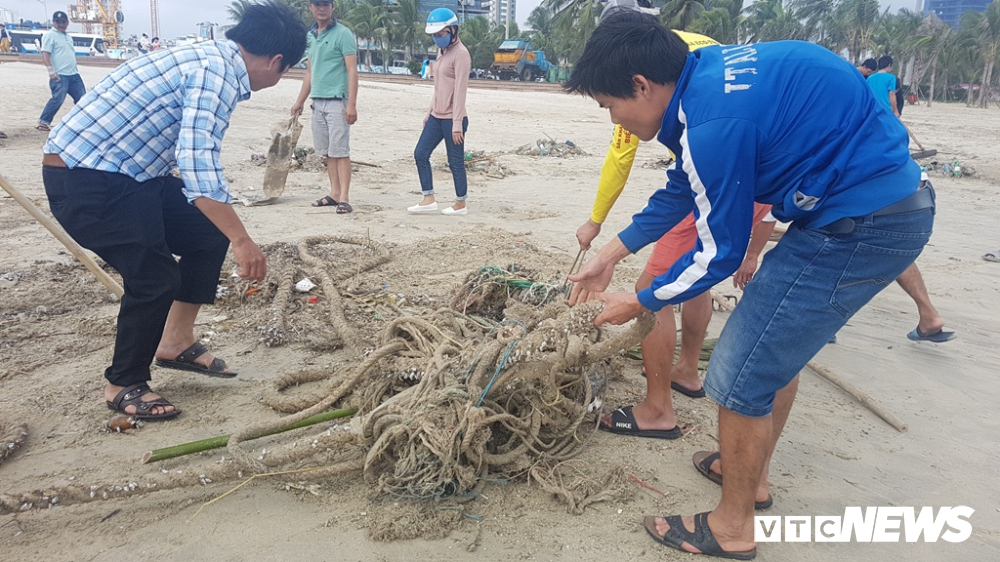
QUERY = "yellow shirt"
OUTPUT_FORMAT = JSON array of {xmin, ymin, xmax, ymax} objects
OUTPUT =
[{"xmin": 589, "ymin": 30, "xmax": 719, "ymax": 224}]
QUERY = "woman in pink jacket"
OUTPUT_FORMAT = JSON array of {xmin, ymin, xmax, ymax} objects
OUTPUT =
[{"xmin": 407, "ymin": 8, "xmax": 472, "ymax": 216}]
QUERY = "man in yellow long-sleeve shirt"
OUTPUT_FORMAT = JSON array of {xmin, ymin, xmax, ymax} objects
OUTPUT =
[{"xmin": 575, "ymin": 19, "xmax": 777, "ymax": 441}]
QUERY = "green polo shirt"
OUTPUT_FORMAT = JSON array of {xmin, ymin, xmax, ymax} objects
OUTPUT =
[
  {"xmin": 307, "ymin": 21, "xmax": 357, "ymax": 99},
  {"xmin": 41, "ymin": 29, "xmax": 78, "ymax": 76}
]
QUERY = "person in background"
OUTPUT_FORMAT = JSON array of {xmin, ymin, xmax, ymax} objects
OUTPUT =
[
  {"xmin": 37, "ymin": 11, "xmax": 85, "ymax": 132},
  {"xmin": 151, "ymin": 37, "xmax": 162, "ymax": 51},
  {"xmin": 407, "ymin": 8, "xmax": 471, "ymax": 216},
  {"xmin": 139, "ymin": 33, "xmax": 151, "ymax": 54},
  {"xmin": 0, "ymin": 23, "xmax": 12, "ymax": 53},
  {"xmin": 291, "ymin": 0, "xmax": 359, "ymax": 214},
  {"xmin": 867, "ymin": 55, "xmax": 899, "ymax": 118},
  {"xmin": 41, "ymin": 4, "xmax": 307, "ymax": 421},
  {"xmin": 856, "ymin": 58, "xmax": 877, "ymax": 77},
  {"xmin": 862, "ymin": 56, "xmax": 956, "ymax": 343}
]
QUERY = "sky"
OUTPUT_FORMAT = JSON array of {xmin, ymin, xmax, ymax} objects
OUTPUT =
[{"xmin": 0, "ymin": 0, "xmax": 915, "ymax": 41}]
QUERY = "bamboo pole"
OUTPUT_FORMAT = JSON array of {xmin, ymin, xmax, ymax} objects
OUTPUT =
[
  {"xmin": 142, "ymin": 407, "xmax": 356, "ymax": 464},
  {"xmin": 0, "ymin": 172, "xmax": 124, "ymax": 299},
  {"xmin": 806, "ymin": 361, "xmax": 907, "ymax": 433},
  {"xmin": 711, "ymin": 291, "xmax": 736, "ymax": 312}
]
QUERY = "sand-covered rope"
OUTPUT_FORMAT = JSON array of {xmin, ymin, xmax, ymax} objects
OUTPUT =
[
  {"xmin": 1, "ymin": 246, "xmax": 655, "ymax": 520},
  {"xmin": 0, "ymin": 421, "xmax": 27, "ymax": 466}
]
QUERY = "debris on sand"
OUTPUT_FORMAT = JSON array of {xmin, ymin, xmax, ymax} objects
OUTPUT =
[
  {"xmin": 514, "ymin": 138, "xmax": 586, "ymax": 158},
  {"xmin": 641, "ymin": 158, "xmax": 675, "ymax": 170}
]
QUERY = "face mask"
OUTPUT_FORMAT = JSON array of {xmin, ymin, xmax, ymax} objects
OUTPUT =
[{"xmin": 433, "ymin": 33, "xmax": 452, "ymax": 49}]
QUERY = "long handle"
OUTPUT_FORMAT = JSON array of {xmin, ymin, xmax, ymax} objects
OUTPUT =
[
  {"xmin": 0, "ymin": 172, "xmax": 124, "ymax": 299},
  {"xmin": 901, "ymin": 123, "xmax": 926, "ymax": 152}
]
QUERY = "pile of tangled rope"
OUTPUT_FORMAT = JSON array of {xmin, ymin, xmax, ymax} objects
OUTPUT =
[{"xmin": 0, "ymin": 236, "xmax": 653, "ymax": 517}]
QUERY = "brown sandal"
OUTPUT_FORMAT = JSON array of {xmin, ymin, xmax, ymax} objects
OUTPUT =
[{"xmin": 106, "ymin": 383, "xmax": 181, "ymax": 420}]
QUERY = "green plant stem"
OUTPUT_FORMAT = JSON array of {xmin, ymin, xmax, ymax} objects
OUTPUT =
[{"xmin": 141, "ymin": 408, "xmax": 356, "ymax": 464}]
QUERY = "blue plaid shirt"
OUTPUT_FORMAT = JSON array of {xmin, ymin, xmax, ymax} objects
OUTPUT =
[{"xmin": 44, "ymin": 40, "xmax": 252, "ymax": 204}]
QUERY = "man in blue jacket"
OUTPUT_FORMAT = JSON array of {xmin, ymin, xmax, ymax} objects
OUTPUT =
[{"xmin": 566, "ymin": 12, "xmax": 934, "ymax": 559}]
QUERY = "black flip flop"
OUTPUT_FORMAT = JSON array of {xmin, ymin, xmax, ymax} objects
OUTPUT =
[
  {"xmin": 312, "ymin": 195, "xmax": 338, "ymax": 207},
  {"xmin": 639, "ymin": 369, "xmax": 707, "ymax": 398},
  {"xmin": 672, "ymin": 381, "xmax": 707, "ymax": 399},
  {"xmin": 155, "ymin": 342, "xmax": 237, "ymax": 378},
  {"xmin": 693, "ymin": 451, "xmax": 773, "ymax": 510},
  {"xmin": 599, "ymin": 406, "xmax": 682, "ymax": 440},
  {"xmin": 336, "ymin": 201, "xmax": 353, "ymax": 214},
  {"xmin": 644, "ymin": 512, "xmax": 757, "ymax": 560}
]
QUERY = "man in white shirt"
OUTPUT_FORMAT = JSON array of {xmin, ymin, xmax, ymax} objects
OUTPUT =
[{"xmin": 37, "ymin": 11, "xmax": 86, "ymax": 132}]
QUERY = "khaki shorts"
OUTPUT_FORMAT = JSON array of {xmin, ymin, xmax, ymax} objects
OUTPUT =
[{"xmin": 311, "ymin": 98, "xmax": 350, "ymax": 158}]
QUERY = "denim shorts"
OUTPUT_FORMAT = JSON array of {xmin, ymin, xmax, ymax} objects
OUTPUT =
[
  {"xmin": 703, "ymin": 205, "xmax": 934, "ymax": 417},
  {"xmin": 311, "ymin": 98, "xmax": 350, "ymax": 158}
]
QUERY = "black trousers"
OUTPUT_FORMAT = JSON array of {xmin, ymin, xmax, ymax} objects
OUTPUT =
[{"xmin": 42, "ymin": 167, "xmax": 230, "ymax": 387}]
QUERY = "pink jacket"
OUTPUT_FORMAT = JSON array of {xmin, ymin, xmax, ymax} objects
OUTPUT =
[{"xmin": 429, "ymin": 39, "xmax": 471, "ymax": 133}]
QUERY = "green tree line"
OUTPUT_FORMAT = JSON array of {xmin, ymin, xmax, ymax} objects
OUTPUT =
[{"xmin": 229, "ymin": 0, "xmax": 1000, "ymax": 105}]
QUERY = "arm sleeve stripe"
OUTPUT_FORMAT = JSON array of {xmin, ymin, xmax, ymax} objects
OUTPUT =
[{"xmin": 652, "ymin": 103, "xmax": 719, "ymax": 302}]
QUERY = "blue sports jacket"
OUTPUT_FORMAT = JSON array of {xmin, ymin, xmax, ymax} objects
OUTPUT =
[{"xmin": 618, "ymin": 41, "xmax": 920, "ymax": 311}]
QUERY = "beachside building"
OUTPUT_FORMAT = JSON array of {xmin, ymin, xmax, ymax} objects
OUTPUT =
[
  {"xmin": 923, "ymin": 0, "xmax": 993, "ymax": 28},
  {"xmin": 489, "ymin": 0, "xmax": 516, "ymax": 28}
]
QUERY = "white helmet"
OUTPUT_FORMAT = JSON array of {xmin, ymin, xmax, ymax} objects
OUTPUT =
[{"xmin": 600, "ymin": 0, "xmax": 660, "ymax": 21}]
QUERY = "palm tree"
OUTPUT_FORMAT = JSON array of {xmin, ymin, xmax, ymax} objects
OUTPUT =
[
  {"xmin": 228, "ymin": 0, "xmax": 255, "ymax": 23},
  {"xmin": 963, "ymin": 0, "xmax": 1000, "ymax": 107},
  {"xmin": 689, "ymin": 6, "xmax": 737, "ymax": 43},
  {"xmin": 460, "ymin": 16, "xmax": 494, "ymax": 70},
  {"xmin": 392, "ymin": 0, "xmax": 423, "ymax": 61},
  {"xmin": 661, "ymin": 0, "xmax": 704, "ymax": 30},
  {"xmin": 827, "ymin": 0, "xmax": 881, "ymax": 64},
  {"xmin": 792, "ymin": 0, "xmax": 834, "ymax": 45},
  {"xmin": 349, "ymin": 0, "xmax": 382, "ymax": 69},
  {"xmin": 742, "ymin": 0, "xmax": 806, "ymax": 43}
]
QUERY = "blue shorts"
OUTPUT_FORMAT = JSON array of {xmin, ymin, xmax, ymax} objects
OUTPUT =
[{"xmin": 704, "ymin": 203, "xmax": 934, "ymax": 418}]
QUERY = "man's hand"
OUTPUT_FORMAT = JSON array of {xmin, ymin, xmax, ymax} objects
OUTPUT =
[
  {"xmin": 452, "ymin": 131, "xmax": 464, "ymax": 145},
  {"xmin": 593, "ymin": 292, "xmax": 645, "ymax": 326},
  {"xmin": 568, "ymin": 255, "xmax": 616, "ymax": 306},
  {"xmin": 47, "ymin": 67, "xmax": 59, "ymax": 81},
  {"xmin": 345, "ymin": 104, "xmax": 358, "ymax": 125},
  {"xmin": 576, "ymin": 219, "xmax": 602, "ymax": 250},
  {"xmin": 732, "ymin": 257, "xmax": 759, "ymax": 290},
  {"xmin": 290, "ymin": 101, "xmax": 304, "ymax": 117},
  {"xmin": 232, "ymin": 239, "xmax": 266, "ymax": 283}
]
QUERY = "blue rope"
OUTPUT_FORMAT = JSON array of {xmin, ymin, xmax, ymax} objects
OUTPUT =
[{"xmin": 464, "ymin": 319, "xmax": 526, "ymax": 407}]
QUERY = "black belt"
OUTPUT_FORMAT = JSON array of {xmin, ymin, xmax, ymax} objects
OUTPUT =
[{"xmin": 817, "ymin": 185, "xmax": 935, "ymax": 234}]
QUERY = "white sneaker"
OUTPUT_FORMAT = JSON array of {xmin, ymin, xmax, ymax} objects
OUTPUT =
[
  {"xmin": 441, "ymin": 206, "xmax": 468, "ymax": 216},
  {"xmin": 407, "ymin": 202, "xmax": 438, "ymax": 214}
]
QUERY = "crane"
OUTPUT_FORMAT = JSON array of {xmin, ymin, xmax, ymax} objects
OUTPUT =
[
  {"xmin": 150, "ymin": 0, "xmax": 159, "ymax": 39},
  {"xmin": 68, "ymin": 1, "xmax": 124, "ymax": 48}
]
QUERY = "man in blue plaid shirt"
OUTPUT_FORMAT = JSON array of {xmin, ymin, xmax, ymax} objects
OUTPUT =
[{"xmin": 41, "ymin": 4, "xmax": 307, "ymax": 421}]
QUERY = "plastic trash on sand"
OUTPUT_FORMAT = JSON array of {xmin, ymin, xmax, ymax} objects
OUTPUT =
[{"xmin": 295, "ymin": 278, "xmax": 317, "ymax": 293}]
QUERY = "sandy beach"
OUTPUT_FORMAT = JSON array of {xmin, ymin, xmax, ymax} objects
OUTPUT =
[{"xmin": 1, "ymin": 60, "xmax": 998, "ymax": 561}]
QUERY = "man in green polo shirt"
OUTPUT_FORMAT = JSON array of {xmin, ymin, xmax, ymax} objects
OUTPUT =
[
  {"xmin": 37, "ymin": 11, "xmax": 86, "ymax": 132},
  {"xmin": 291, "ymin": 0, "xmax": 359, "ymax": 214}
]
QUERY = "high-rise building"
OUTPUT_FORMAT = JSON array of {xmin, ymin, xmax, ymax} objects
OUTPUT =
[
  {"xmin": 490, "ymin": 0, "xmax": 516, "ymax": 29},
  {"xmin": 923, "ymin": 0, "xmax": 992, "ymax": 28}
]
